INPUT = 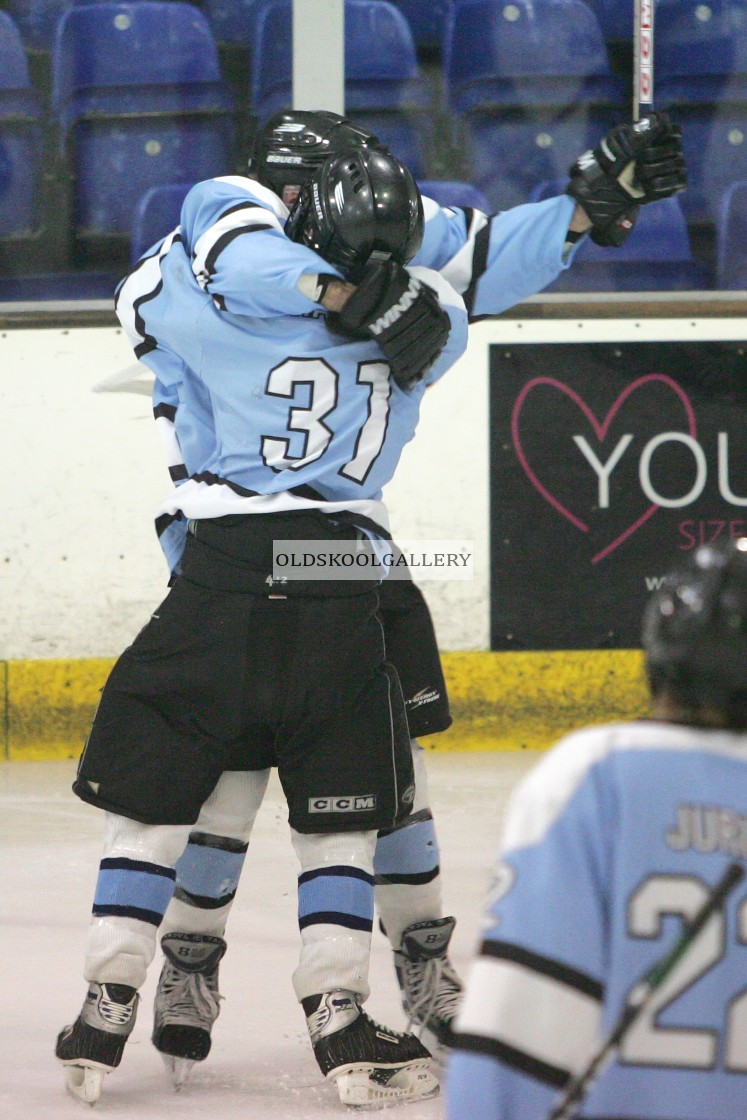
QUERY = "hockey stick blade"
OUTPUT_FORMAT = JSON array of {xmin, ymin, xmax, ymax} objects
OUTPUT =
[{"xmin": 547, "ymin": 860, "xmax": 745, "ymax": 1120}]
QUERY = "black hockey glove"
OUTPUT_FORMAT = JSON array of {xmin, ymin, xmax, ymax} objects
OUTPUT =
[
  {"xmin": 327, "ymin": 259, "xmax": 451, "ymax": 391},
  {"xmin": 567, "ymin": 112, "xmax": 687, "ymax": 247}
]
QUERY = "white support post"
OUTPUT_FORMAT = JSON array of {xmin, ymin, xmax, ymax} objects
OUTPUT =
[{"xmin": 292, "ymin": 0, "xmax": 345, "ymax": 115}]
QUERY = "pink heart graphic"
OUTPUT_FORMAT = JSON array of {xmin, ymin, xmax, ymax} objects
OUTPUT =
[{"xmin": 510, "ymin": 373, "xmax": 697, "ymax": 564}]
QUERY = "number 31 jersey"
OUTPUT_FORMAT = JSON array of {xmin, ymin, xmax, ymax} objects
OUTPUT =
[
  {"xmin": 115, "ymin": 175, "xmax": 468, "ymax": 540},
  {"xmin": 446, "ymin": 720, "xmax": 747, "ymax": 1120}
]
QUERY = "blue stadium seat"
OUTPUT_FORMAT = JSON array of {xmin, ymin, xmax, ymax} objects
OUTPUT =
[
  {"xmin": 249, "ymin": 0, "xmax": 433, "ymax": 177},
  {"xmin": 527, "ymin": 180, "xmax": 710, "ymax": 290},
  {"xmin": 417, "ymin": 178, "xmax": 492, "ymax": 211},
  {"xmin": 393, "ymin": 1, "xmax": 453, "ymax": 51},
  {"xmin": 585, "ymin": 0, "xmax": 632, "ymax": 42},
  {"xmin": 130, "ymin": 180, "xmax": 191, "ymax": 261},
  {"xmin": 4, "ymin": 1, "xmax": 70, "ymax": 51},
  {"xmin": 442, "ymin": 0, "xmax": 626, "ymax": 210},
  {"xmin": 6, "ymin": 0, "xmax": 152, "ymax": 51},
  {"xmin": 201, "ymin": 0, "xmax": 273, "ymax": 44},
  {"xmin": 656, "ymin": 0, "xmax": 747, "ymax": 223},
  {"xmin": 51, "ymin": 2, "xmax": 236, "ymax": 245},
  {"xmin": 716, "ymin": 178, "xmax": 747, "ymax": 288},
  {"xmin": 0, "ymin": 11, "xmax": 43, "ymax": 236}
]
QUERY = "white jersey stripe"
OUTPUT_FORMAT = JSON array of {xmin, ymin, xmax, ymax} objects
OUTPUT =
[
  {"xmin": 455, "ymin": 955, "xmax": 602, "ymax": 1077},
  {"xmin": 156, "ymin": 476, "xmax": 391, "ymax": 534},
  {"xmin": 438, "ymin": 210, "xmax": 490, "ymax": 295},
  {"xmin": 191, "ymin": 204, "xmax": 284, "ymax": 291},
  {"xmin": 502, "ymin": 721, "xmax": 747, "ymax": 854},
  {"xmin": 154, "ymin": 413, "xmax": 185, "ymax": 473},
  {"xmin": 116, "ymin": 229, "xmax": 182, "ymax": 356}
]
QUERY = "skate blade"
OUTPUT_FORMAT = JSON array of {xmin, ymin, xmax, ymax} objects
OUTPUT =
[
  {"xmin": 63, "ymin": 1063, "xmax": 107, "ymax": 1105},
  {"xmin": 333, "ymin": 1063, "xmax": 439, "ymax": 1108},
  {"xmin": 160, "ymin": 1052, "xmax": 195, "ymax": 1090}
]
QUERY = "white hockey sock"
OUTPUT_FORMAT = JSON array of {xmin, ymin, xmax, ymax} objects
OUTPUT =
[
  {"xmin": 159, "ymin": 770, "xmax": 269, "ymax": 938},
  {"xmin": 84, "ymin": 814, "xmax": 191, "ymax": 990},
  {"xmin": 374, "ymin": 741, "xmax": 443, "ymax": 948},
  {"xmin": 291, "ymin": 829, "xmax": 377, "ymax": 1003}
]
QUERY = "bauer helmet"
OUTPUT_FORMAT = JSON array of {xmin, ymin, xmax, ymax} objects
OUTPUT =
[
  {"xmin": 285, "ymin": 147, "xmax": 423, "ymax": 280},
  {"xmin": 248, "ymin": 109, "xmax": 387, "ymax": 205},
  {"xmin": 643, "ymin": 538, "xmax": 747, "ymax": 716}
]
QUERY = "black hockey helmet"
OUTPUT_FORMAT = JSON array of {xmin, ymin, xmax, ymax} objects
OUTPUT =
[
  {"xmin": 248, "ymin": 109, "xmax": 387, "ymax": 204},
  {"xmin": 285, "ymin": 147, "xmax": 424, "ymax": 280},
  {"xmin": 642, "ymin": 538, "xmax": 747, "ymax": 718}
]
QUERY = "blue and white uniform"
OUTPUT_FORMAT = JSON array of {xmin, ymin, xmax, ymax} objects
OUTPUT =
[
  {"xmin": 415, "ymin": 192, "xmax": 578, "ymax": 320},
  {"xmin": 115, "ymin": 175, "xmax": 470, "ymax": 573},
  {"xmin": 446, "ymin": 719, "xmax": 747, "ymax": 1120}
]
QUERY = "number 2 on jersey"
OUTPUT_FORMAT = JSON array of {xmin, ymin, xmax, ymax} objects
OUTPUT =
[{"xmin": 621, "ymin": 872, "xmax": 747, "ymax": 1070}]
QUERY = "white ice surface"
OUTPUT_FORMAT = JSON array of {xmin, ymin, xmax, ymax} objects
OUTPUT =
[{"xmin": 0, "ymin": 752, "xmax": 538, "ymax": 1118}]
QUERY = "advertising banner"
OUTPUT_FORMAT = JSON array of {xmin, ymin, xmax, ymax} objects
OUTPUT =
[{"xmin": 490, "ymin": 340, "xmax": 747, "ymax": 649}]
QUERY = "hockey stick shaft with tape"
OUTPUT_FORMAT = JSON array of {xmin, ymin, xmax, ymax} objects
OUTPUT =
[
  {"xmin": 547, "ymin": 860, "xmax": 745, "ymax": 1120},
  {"xmin": 633, "ymin": 0, "xmax": 654, "ymax": 121}
]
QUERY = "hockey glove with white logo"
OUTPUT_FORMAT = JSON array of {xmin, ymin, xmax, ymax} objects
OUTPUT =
[
  {"xmin": 567, "ymin": 111, "xmax": 687, "ymax": 246},
  {"xmin": 327, "ymin": 259, "xmax": 451, "ymax": 391}
]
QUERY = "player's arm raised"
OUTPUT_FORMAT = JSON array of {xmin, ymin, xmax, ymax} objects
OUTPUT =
[{"xmin": 566, "ymin": 111, "xmax": 687, "ymax": 246}]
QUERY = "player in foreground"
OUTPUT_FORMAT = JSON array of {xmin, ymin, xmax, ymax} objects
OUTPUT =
[
  {"xmin": 56, "ymin": 149, "xmax": 469, "ymax": 1107},
  {"xmin": 137, "ymin": 107, "xmax": 687, "ymax": 1086},
  {"xmin": 446, "ymin": 537, "xmax": 747, "ymax": 1120}
]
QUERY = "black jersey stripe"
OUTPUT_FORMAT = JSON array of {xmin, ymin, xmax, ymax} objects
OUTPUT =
[
  {"xmin": 460, "ymin": 206, "xmax": 476, "ymax": 229},
  {"xmin": 155, "ymin": 511, "xmax": 182, "ymax": 539},
  {"xmin": 463, "ymin": 220, "xmax": 491, "ymax": 319},
  {"xmin": 113, "ymin": 238, "xmax": 164, "ymax": 313},
  {"xmin": 202, "ymin": 223, "xmax": 274, "ymax": 286},
  {"xmin": 126, "ymin": 231, "xmax": 184, "ymax": 356},
  {"xmin": 451, "ymin": 1029, "xmax": 570, "ymax": 1088},
  {"xmin": 153, "ymin": 402, "xmax": 177, "ymax": 422},
  {"xmin": 480, "ymin": 939, "xmax": 604, "ymax": 1001},
  {"xmin": 214, "ymin": 200, "xmax": 271, "ymax": 225}
]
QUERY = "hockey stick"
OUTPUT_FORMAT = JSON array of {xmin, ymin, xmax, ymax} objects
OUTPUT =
[
  {"xmin": 547, "ymin": 860, "xmax": 745, "ymax": 1120},
  {"xmin": 633, "ymin": 0, "xmax": 654, "ymax": 121}
]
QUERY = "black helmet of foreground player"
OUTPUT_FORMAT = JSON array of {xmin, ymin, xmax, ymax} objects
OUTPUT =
[
  {"xmin": 249, "ymin": 109, "xmax": 387, "ymax": 205},
  {"xmin": 285, "ymin": 147, "xmax": 423, "ymax": 280},
  {"xmin": 643, "ymin": 538, "xmax": 747, "ymax": 726},
  {"xmin": 286, "ymin": 147, "xmax": 448, "ymax": 391}
]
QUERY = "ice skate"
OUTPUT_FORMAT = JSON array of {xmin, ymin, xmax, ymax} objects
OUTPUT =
[
  {"xmin": 152, "ymin": 932, "xmax": 226, "ymax": 1088},
  {"xmin": 303, "ymin": 989, "xmax": 439, "ymax": 1108},
  {"xmin": 56, "ymin": 982, "xmax": 139, "ymax": 1104},
  {"xmin": 393, "ymin": 917, "xmax": 463, "ymax": 1051}
]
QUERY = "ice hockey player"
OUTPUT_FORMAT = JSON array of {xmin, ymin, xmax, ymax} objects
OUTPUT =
[
  {"xmin": 55, "ymin": 148, "xmax": 469, "ymax": 1107},
  {"xmin": 139, "ymin": 105, "xmax": 687, "ymax": 1086},
  {"xmin": 446, "ymin": 537, "xmax": 747, "ymax": 1120}
]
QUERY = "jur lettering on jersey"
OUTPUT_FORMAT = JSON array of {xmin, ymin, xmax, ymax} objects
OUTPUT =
[{"xmin": 666, "ymin": 802, "xmax": 747, "ymax": 858}]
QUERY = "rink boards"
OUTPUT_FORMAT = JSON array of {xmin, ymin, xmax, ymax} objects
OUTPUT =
[{"xmin": 0, "ymin": 649, "xmax": 649, "ymax": 760}]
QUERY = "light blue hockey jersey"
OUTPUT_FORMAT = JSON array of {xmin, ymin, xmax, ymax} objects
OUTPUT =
[
  {"xmin": 116, "ymin": 175, "xmax": 577, "ymax": 571},
  {"xmin": 414, "ymin": 192, "xmax": 578, "ymax": 319},
  {"xmin": 446, "ymin": 720, "xmax": 747, "ymax": 1120},
  {"xmin": 115, "ymin": 176, "xmax": 469, "ymax": 568}
]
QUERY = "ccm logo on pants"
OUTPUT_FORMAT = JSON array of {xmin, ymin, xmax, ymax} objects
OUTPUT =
[{"xmin": 308, "ymin": 795, "xmax": 377, "ymax": 813}]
